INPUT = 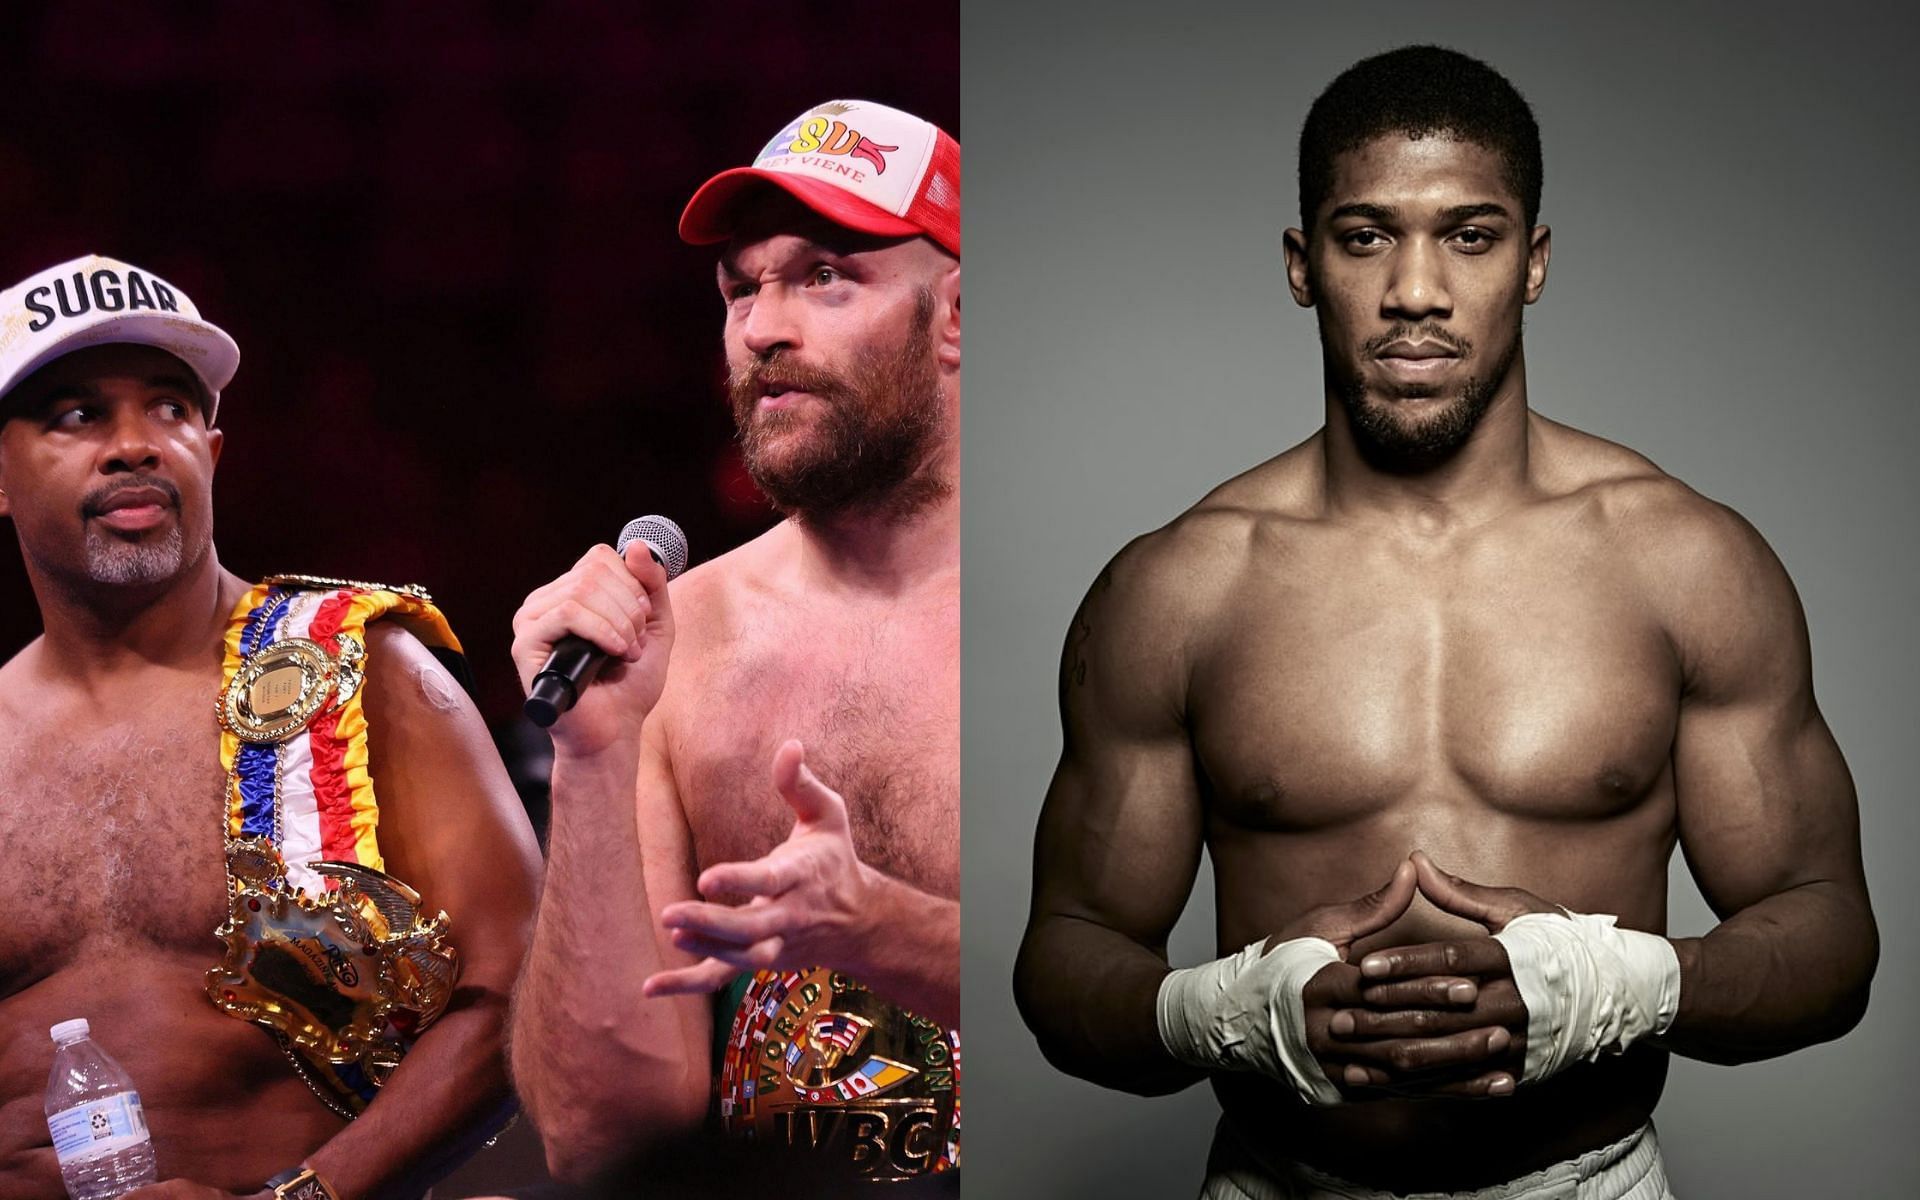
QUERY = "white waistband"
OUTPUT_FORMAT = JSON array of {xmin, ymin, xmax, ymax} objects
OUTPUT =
[{"xmin": 1200, "ymin": 1121, "xmax": 1671, "ymax": 1200}]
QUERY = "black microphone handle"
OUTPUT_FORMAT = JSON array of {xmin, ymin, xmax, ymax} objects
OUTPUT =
[
  {"xmin": 523, "ymin": 541, "xmax": 669, "ymax": 729},
  {"xmin": 524, "ymin": 636, "xmax": 601, "ymax": 728}
]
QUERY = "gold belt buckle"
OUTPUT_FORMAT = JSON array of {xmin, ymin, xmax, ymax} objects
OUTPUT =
[
  {"xmin": 718, "ymin": 967, "xmax": 960, "ymax": 1181},
  {"xmin": 206, "ymin": 839, "xmax": 457, "ymax": 1087}
]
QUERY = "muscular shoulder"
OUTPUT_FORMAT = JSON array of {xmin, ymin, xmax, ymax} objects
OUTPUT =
[
  {"xmin": 1534, "ymin": 423, "xmax": 1804, "ymax": 695},
  {"xmin": 363, "ymin": 625, "xmax": 523, "ymax": 801},
  {"xmin": 1563, "ymin": 456, "xmax": 1786, "ymax": 620},
  {"xmin": 1532, "ymin": 417, "xmax": 1771, "ymax": 577},
  {"xmin": 1068, "ymin": 446, "xmax": 1320, "ymax": 729},
  {"xmin": 1101, "ymin": 441, "xmax": 1323, "ymax": 625},
  {"xmin": 1632, "ymin": 486, "xmax": 1804, "ymax": 696},
  {"xmin": 358, "ymin": 621, "xmax": 488, "ymax": 750}
]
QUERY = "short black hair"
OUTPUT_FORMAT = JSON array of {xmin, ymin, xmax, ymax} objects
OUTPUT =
[{"xmin": 1298, "ymin": 45, "xmax": 1542, "ymax": 231}]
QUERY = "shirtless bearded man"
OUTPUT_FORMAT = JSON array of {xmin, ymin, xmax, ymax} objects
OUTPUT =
[
  {"xmin": 0, "ymin": 256, "xmax": 542, "ymax": 1200},
  {"xmin": 508, "ymin": 100, "xmax": 961, "ymax": 1186},
  {"xmin": 1015, "ymin": 47, "xmax": 1875, "ymax": 1199}
]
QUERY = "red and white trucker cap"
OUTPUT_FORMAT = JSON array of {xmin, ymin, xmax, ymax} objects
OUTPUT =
[
  {"xmin": 680, "ymin": 99, "xmax": 960, "ymax": 256},
  {"xmin": 0, "ymin": 254, "xmax": 240, "ymax": 423}
]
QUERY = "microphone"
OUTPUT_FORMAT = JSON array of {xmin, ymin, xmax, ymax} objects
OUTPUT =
[{"xmin": 524, "ymin": 515, "xmax": 690, "ymax": 729}]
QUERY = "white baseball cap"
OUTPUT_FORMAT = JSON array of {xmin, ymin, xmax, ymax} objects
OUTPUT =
[
  {"xmin": 680, "ymin": 99, "xmax": 960, "ymax": 256},
  {"xmin": 0, "ymin": 254, "xmax": 240, "ymax": 423}
]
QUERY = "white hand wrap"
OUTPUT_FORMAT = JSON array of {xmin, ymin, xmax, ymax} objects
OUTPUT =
[
  {"xmin": 1156, "ymin": 936, "xmax": 1344, "ymax": 1106},
  {"xmin": 1493, "ymin": 910, "xmax": 1681, "ymax": 1083}
]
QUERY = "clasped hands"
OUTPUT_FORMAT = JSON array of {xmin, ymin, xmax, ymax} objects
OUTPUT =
[
  {"xmin": 1293, "ymin": 851, "xmax": 1558, "ymax": 1101},
  {"xmin": 642, "ymin": 739, "xmax": 875, "ymax": 998}
]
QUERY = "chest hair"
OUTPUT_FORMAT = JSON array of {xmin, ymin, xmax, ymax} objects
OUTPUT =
[
  {"xmin": 0, "ymin": 714, "xmax": 230, "ymax": 984},
  {"xmin": 674, "ymin": 614, "xmax": 958, "ymax": 897}
]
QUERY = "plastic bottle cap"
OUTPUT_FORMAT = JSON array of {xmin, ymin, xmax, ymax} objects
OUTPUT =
[{"xmin": 49, "ymin": 1018, "xmax": 90, "ymax": 1044}]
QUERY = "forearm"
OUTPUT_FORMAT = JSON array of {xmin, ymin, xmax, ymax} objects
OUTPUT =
[
  {"xmin": 1013, "ymin": 911, "xmax": 1202, "ymax": 1096},
  {"xmin": 844, "ymin": 870, "xmax": 960, "ymax": 1029},
  {"xmin": 1659, "ymin": 879, "xmax": 1877, "ymax": 1064},
  {"xmin": 304, "ymin": 991, "xmax": 515, "ymax": 1200},
  {"xmin": 509, "ymin": 744, "xmax": 708, "ymax": 1174}
]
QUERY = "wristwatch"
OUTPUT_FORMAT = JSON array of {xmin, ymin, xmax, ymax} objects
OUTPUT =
[{"xmin": 265, "ymin": 1166, "xmax": 340, "ymax": 1200}]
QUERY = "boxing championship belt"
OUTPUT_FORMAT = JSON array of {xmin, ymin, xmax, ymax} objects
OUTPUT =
[
  {"xmin": 718, "ymin": 967, "xmax": 960, "ymax": 1183},
  {"xmin": 204, "ymin": 576, "xmax": 463, "ymax": 1117}
]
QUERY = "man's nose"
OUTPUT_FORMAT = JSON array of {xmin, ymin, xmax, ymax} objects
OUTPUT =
[
  {"xmin": 100, "ymin": 408, "xmax": 162, "ymax": 473},
  {"xmin": 1382, "ymin": 240, "xmax": 1453, "ymax": 320},
  {"xmin": 739, "ymin": 286, "xmax": 803, "ymax": 357}
]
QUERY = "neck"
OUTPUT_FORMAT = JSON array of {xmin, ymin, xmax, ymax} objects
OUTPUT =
[
  {"xmin": 28, "ymin": 549, "xmax": 246, "ymax": 681},
  {"xmin": 1320, "ymin": 352, "xmax": 1536, "ymax": 532},
  {"xmin": 789, "ymin": 470, "xmax": 960, "ymax": 596}
]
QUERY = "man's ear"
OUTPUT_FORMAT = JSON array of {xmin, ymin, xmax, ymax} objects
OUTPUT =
[
  {"xmin": 208, "ymin": 425, "xmax": 224, "ymax": 469},
  {"xmin": 1284, "ymin": 227, "xmax": 1314, "ymax": 308},
  {"xmin": 1524, "ymin": 224, "xmax": 1551, "ymax": 304},
  {"xmin": 935, "ymin": 264, "xmax": 960, "ymax": 371}
]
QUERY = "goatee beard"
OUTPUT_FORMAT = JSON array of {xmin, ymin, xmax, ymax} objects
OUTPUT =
[
  {"xmin": 84, "ymin": 523, "xmax": 186, "ymax": 584},
  {"xmin": 727, "ymin": 290, "xmax": 949, "ymax": 523},
  {"xmin": 1331, "ymin": 321, "xmax": 1517, "ymax": 471},
  {"xmin": 68, "ymin": 476, "xmax": 192, "ymax": 585}
]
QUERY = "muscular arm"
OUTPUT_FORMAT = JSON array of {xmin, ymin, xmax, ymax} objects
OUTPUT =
[
  {"xmin": 1013, "ymin": 546, "xmax": 1210, "ymax": 1096},
  {"xmin": 502, "ymin": 543, "xmax": 709, "ymax": 1180},
  {"xmin": 508, "ymin": 718, "xmax": 711, "ymax": 1180},
  {"xmin": 1653, "ymin": 501, "xmax": 1877, "ymax": 1062},
  {"xmin": 303, "ymin": 625, "xmax": 544, "ymax": 1199}
]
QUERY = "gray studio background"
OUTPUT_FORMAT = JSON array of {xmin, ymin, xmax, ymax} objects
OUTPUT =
[{"xmin": 962, "ymin": 2, "xmax": 1919, "ymax": 1197}]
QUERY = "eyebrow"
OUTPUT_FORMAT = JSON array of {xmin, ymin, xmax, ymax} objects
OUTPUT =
[
  {"xmin": 30, "ymin": 374, "xmax": 204, "ymax": 412},
  {"xmin": 36, "ymin": 383, "xmax": 99, "ymax": 406},
  {"xmin": 1329, "ymin": 202, "xmax": 1399, "ymax": 223},
  {"xmin": 718, "ymin": 232, "xmax": 892, "ymax": 280},
  {"xmin": 1328, "ymin": 201, "xmax": 1514, "ymax": 225},
  {"xmin": 148, "ymin": 373, "xmax": 201, "ymax": 397},
  {"xmin": 1438, "ymin": 202, "xmax": 1513, "ymax": 223}
]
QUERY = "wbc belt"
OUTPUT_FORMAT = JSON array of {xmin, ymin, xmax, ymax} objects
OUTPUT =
[{"xmin": 719, "ymin": 966, "xmax": 960, "ymax": 1182}]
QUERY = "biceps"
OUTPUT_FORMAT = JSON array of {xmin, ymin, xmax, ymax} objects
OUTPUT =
[
  {"xmin": 362, "ymin": 637, "xmax": 542, "ymax": 979},
  {"xmin": 635, "ymin": 726, "xmax": 704, "ymax": 957},
  {"xmin": 1029, "ymin": 738, "xmax": 1205, "ymax": 952},
  {"xmin": 1673, "ymin": 697, "xmax": 1862, "ymax": 918}
]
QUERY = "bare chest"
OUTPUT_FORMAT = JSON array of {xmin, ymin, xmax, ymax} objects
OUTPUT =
[
  {"xmin": 1194, "ymin": 530, "xmax": 1678, "ymax": 833},
  {"xmin": 670, "ymin": 609, "xmax": 959, "ymax": 897},
  {"xmin": 0, "ymin": 708, "xmax": 231, "ymax": 993}
]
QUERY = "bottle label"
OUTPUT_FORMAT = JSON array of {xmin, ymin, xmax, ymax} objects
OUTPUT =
[{"xmin": 47, "ymin": 1091, "xmax": 148, "ymax": 1162}]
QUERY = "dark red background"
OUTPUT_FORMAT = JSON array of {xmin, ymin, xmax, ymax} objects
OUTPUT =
[{"xmin": 0, "ymin": 0, "xmax": 959, "ymax": 739}]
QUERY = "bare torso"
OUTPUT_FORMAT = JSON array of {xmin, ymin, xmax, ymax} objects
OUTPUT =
[
  {"xmin": 1187, "ymin": 421, "xmax": 1686, "ymax": 1186},
  {"xmin": 0, "ymin": 650, "xmax": 343, "ymax": 1199},
  {"xmin": 661, "ymin": 521, "xmax": 960, "ymax": 910}
]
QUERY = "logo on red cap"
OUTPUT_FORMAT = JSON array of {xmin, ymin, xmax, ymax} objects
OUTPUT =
[{"xmin": 773, "ymin": 102, "xmax": 901, "ymax": 175}]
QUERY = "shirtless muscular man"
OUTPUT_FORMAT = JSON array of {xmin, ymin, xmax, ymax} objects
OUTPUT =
[
  {"xmin": 509, "ymin": 100, "xmax": 961, "ymax": 1186},
  {"xmin": 1015, "ymin": 47, "xmax": 1875, "ymax": 1200},
  {"xmin": 0, "ymin": 255, "xmax": 541, "ymax": 1200}
]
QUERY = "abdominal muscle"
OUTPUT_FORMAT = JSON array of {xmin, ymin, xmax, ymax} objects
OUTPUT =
[{"xmin": 1201, "ymin": 789, "xmax": 1676, "ymax": 1192}]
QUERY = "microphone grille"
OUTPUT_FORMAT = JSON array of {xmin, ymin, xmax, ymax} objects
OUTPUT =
[{"xmin": 616, "ymin": 515, "xmax": 690, "ymax": 579}]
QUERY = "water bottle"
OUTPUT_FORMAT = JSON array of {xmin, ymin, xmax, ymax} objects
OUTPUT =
[{"xmin": 44, "ymin": 1019, "xmax": 157, "ymax": 1200}]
